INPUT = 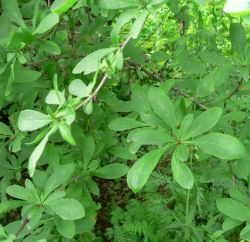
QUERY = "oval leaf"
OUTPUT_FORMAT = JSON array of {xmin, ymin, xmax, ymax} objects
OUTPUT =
[
  {"xmin": 33, "ymin": 13, "xmax": 59, "ymax": 35},
  {"xmin": 148, "ymin": 87, "xmax": 176, "ymax": 129},
  {"xmin": 18, "ymin": 110, "xmax": 52, "ymax": 132},
  {"xmin": 185, "ymin": 107, "xmax": 222, "ymax": 139},
  {"xmin": 171, "ymin": 152, "xmax": 194, "ymax": 189},
  {"xmin": 47, "ymin": 198, "xmax": 85, "ymax": 220},
  {"xmin": 193, "ymin": 133, "xmax": 246, "ymax": 160},
  {"xmin": 44, "ymin": 163, "xmax": 75, "ymax": 197},
  {"xmin": 72, "ymin": 48, "xmax": 117, "ymax": 75},
  {"xmin": 93, "ymin": 163, "xmax": 129, "ymax": 179},
  {"xmin": 55, "ymin": 217, "xmax": 75, "ymax": 239},
  {"xmin": 217, "ymin": 198, "xmax": 250, "ymax": 221},
  {"xmin": 6, "ymin": 185, "xmax": 31, "ymax": 201},
  {"xmin": 59, "ymin": 122, "xmax": 76, "ymax": 146},
  {"xmin": 109, "ymin": 117, "xmax": 147, "ymax": 131},
  {"xmin": 127, "ymin": 147, "xmax": 167, "ymax": 193}
]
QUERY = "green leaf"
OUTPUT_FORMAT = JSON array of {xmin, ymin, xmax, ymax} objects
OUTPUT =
[
  {"xmin": 14, "ymin": 69, "xmax": 41, "ymax": 83},
  {"xmin": 55, "ymin": 217, "xmax": 75, "ymax": 239},
  {"xmin": 240, "ymin": 224, "xmax": 250, "ymax": 240},
  {"xmin": 130, "ymin": 11, "xmax": 147, "ymax": 39},
  {"xmin": 232, "ymin": 158, "xmax": 250, "ymax": 179},
  {"xmin": 197, "ymin": 66, "xmax": 232, "ymax": 97},
  {"xmin": 97, "ymin": 0, "xmax": 137, "ymax": 9},
  {"xmin": 43, "ymin": 191, "xmax": 66, "ymax": 205},
  {"xmin": 193, "ymin": 133, "xmax": 246, "ymax": 160},
  {"xmin": 45, "ymin": 90, "xmax": 66, "ymax": 105},
  {"xmin": 41, "ymin": 40, "xmax": 61, "ymax": 55},
  {"xmin": 216, "ymin": 198, "xmax": 250, "ymax": 221},
  {"xmin": 229, "ymin": 23, "xmax": 246, "ymax": 55},
  {"xmin": 111, "ymin": 9, "xmax": 138, "ymax": 43},
  {"xmin": 51, "ymin": 0, "xmax": 77, "ymax": 14},
  {"xmin": 83, "ymin": 135, "xmax": 95, "ymax": 164},
  {"xmin": 84, "ymin": 100, "xmax": 93, "ymax": 115},
  {"xmin": 176, "ymin": 144, "xmax": 190, "ymax": 161},
  {"xmin": 0, "ymin": 122, "xmax": 13, "ymax": 136},
  {"xmin": 185, "ymin": 107, "xmax": 222, "ymax": 139},
  {"xmin": 5, "ymin": 58, "xmax": 15, "ymax": 96},
  {"xmin": 18, "ymin": 110, "xmax": 52, "ymax": 132},
  {"xmin": 6, "ymin": 185, "xmax": 32, "ymax": 201},
  {"xmin": 59, "ymin": 122, "xmax": 76, "ymax": 146},
  {"xmin": 114, "ymin": 50, "xmax": 124, "ymax": 70},
  {"xmin": 109, "ymin": 117, "xmax": 147, "ymax": 131},
  {"xmin": 127, "ymin": 147, "xmax": 167, "ymax": 193},
  {"xmin": 47, "ymin": 198, "xmax": 85, "ymax": 220},
  {"xmin": 128, "ymin": 128, "xmax": 173, "ymax": 145},
  {"xmin": 171, "ymin": 152, "xmax": 194, "ymax": 189},
  {"xmin": 179, "ymin": 114, "xmax": 193, "ymax": 139},
  {"xmin": 44, "ymin": 164, "xmax": 75, "ymax": 197},
  {"xmin": 0, "ymin": 201, "xmax": 25, "ymax": 214},
  {"xmin": 1, "ymin": 0, "xmax": 26, "ymax": 28},
  {"xmin": 33, "ymin": 13, "xmax": 59, "ymax": 35},
  {"xmin": 108, "ymin": 146, "xmax": 136, "ymax": 160},
  {"xmin": 28, "ymin": 128, "xmax": 55, "ymax": 177},
  {"xmin": 68, "ymin": 79, "xmax": 94, "ymax": 98},
  {"xmin": 73, "ymin": 48, "xmax": 117, "ymax": 75},
  {"xmin": 148, "ymin": 87, "xmax": 176, "ymax": 129},
  {"xmin": 27, "ymin": 206, "xmax": 43, "ymax": 229},
  {"xmin": 222, "ymin": 217, "xmax": 242, "ymax": 231},
  {"xmin": 93, "ymin": 163, "xmax": 129, "ymax": 179}
]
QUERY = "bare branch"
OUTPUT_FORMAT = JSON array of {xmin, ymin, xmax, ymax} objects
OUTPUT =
[{"xmin": 129, "ymin": 62, "xmax": 208, "ymax": 111}]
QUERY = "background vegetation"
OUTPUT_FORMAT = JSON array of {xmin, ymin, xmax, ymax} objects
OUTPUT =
[{"xmin": 0, "ymin": 0, "xmax": 249, "ymax": 241}]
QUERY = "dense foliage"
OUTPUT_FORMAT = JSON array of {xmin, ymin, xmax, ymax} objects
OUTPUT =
[{"xmin": 0, "ymin": 0, "xmax": 249, "ymax": 241}]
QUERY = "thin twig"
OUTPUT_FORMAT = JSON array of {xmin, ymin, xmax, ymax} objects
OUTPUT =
[
  {"xmin": 224, "ymin": 78, "xmax": 244, "ymax": 105},
  {"xmin": 129, "ymin": 62, "xmax": 208, "ymax": 110},
  {"xmin": 15, "ymin": 218, "xmax": 29, "ymax": 238},
  {"xmin": 75, "ymin": 36, "xmax": 132, "ymax": 110},
  {"xmin": 121, "ymin": 36, "xmax": 132, "ymax": 50},
  {"xmin": 75, "ymin": 74, "xmax": 108, "ymax": 110}
]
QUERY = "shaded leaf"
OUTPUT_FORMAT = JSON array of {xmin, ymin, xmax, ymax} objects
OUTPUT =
[
  {"xmin": 109, "ymin": 117, "xmax": 147, "ymax": 131},
  {"xmin": 44, "ymin": 163, "xmax": 75, "ymax": 197},
  {"xmin": 127, "ymin": 147, "xmax": 167, "ymax": 193},
  {"xmin": 93, "ymin": 163, "xmax": 129, "ymax": 179},
  {"xmin": 148, "ymin": 87, "xmax": 176, "ymax": 129}
]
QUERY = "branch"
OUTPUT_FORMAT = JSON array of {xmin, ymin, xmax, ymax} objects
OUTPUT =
[
  {"xmin": 129, "ymin": 62, "xmax": 208, "ymax": 111},
  {"xmin": 75, "ymin": 36, "xmax": 132, "ymax": 110},
  {"xmin": 15, "ymin": 218, "xmax": 29, "ymax": 238},
  {"xmin": 224, "ymin": 78, "xmax": 244, "ymax": 104},
  {"xmin": 75, "ymin": 74, "xmax": 108, "ymax": 110}
]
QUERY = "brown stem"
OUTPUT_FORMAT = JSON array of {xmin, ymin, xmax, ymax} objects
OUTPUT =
[
  {"xmin": 75, "ymin": 74, "xmax": 108, "ymax": 110},
  {"xmin": 75, "ymin": 36, "xmax": 132, "ymax": 110},
  {"xmin": 129, "ymin": 62, "xmax": 208, "ymax": 111},
  {"xmin": 224, "ymin": 78, "xmax": 244, "ymax": 105},
  {"xmin": 15, "ymin": 218, "xmax": 29, "ymax": 238}
]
